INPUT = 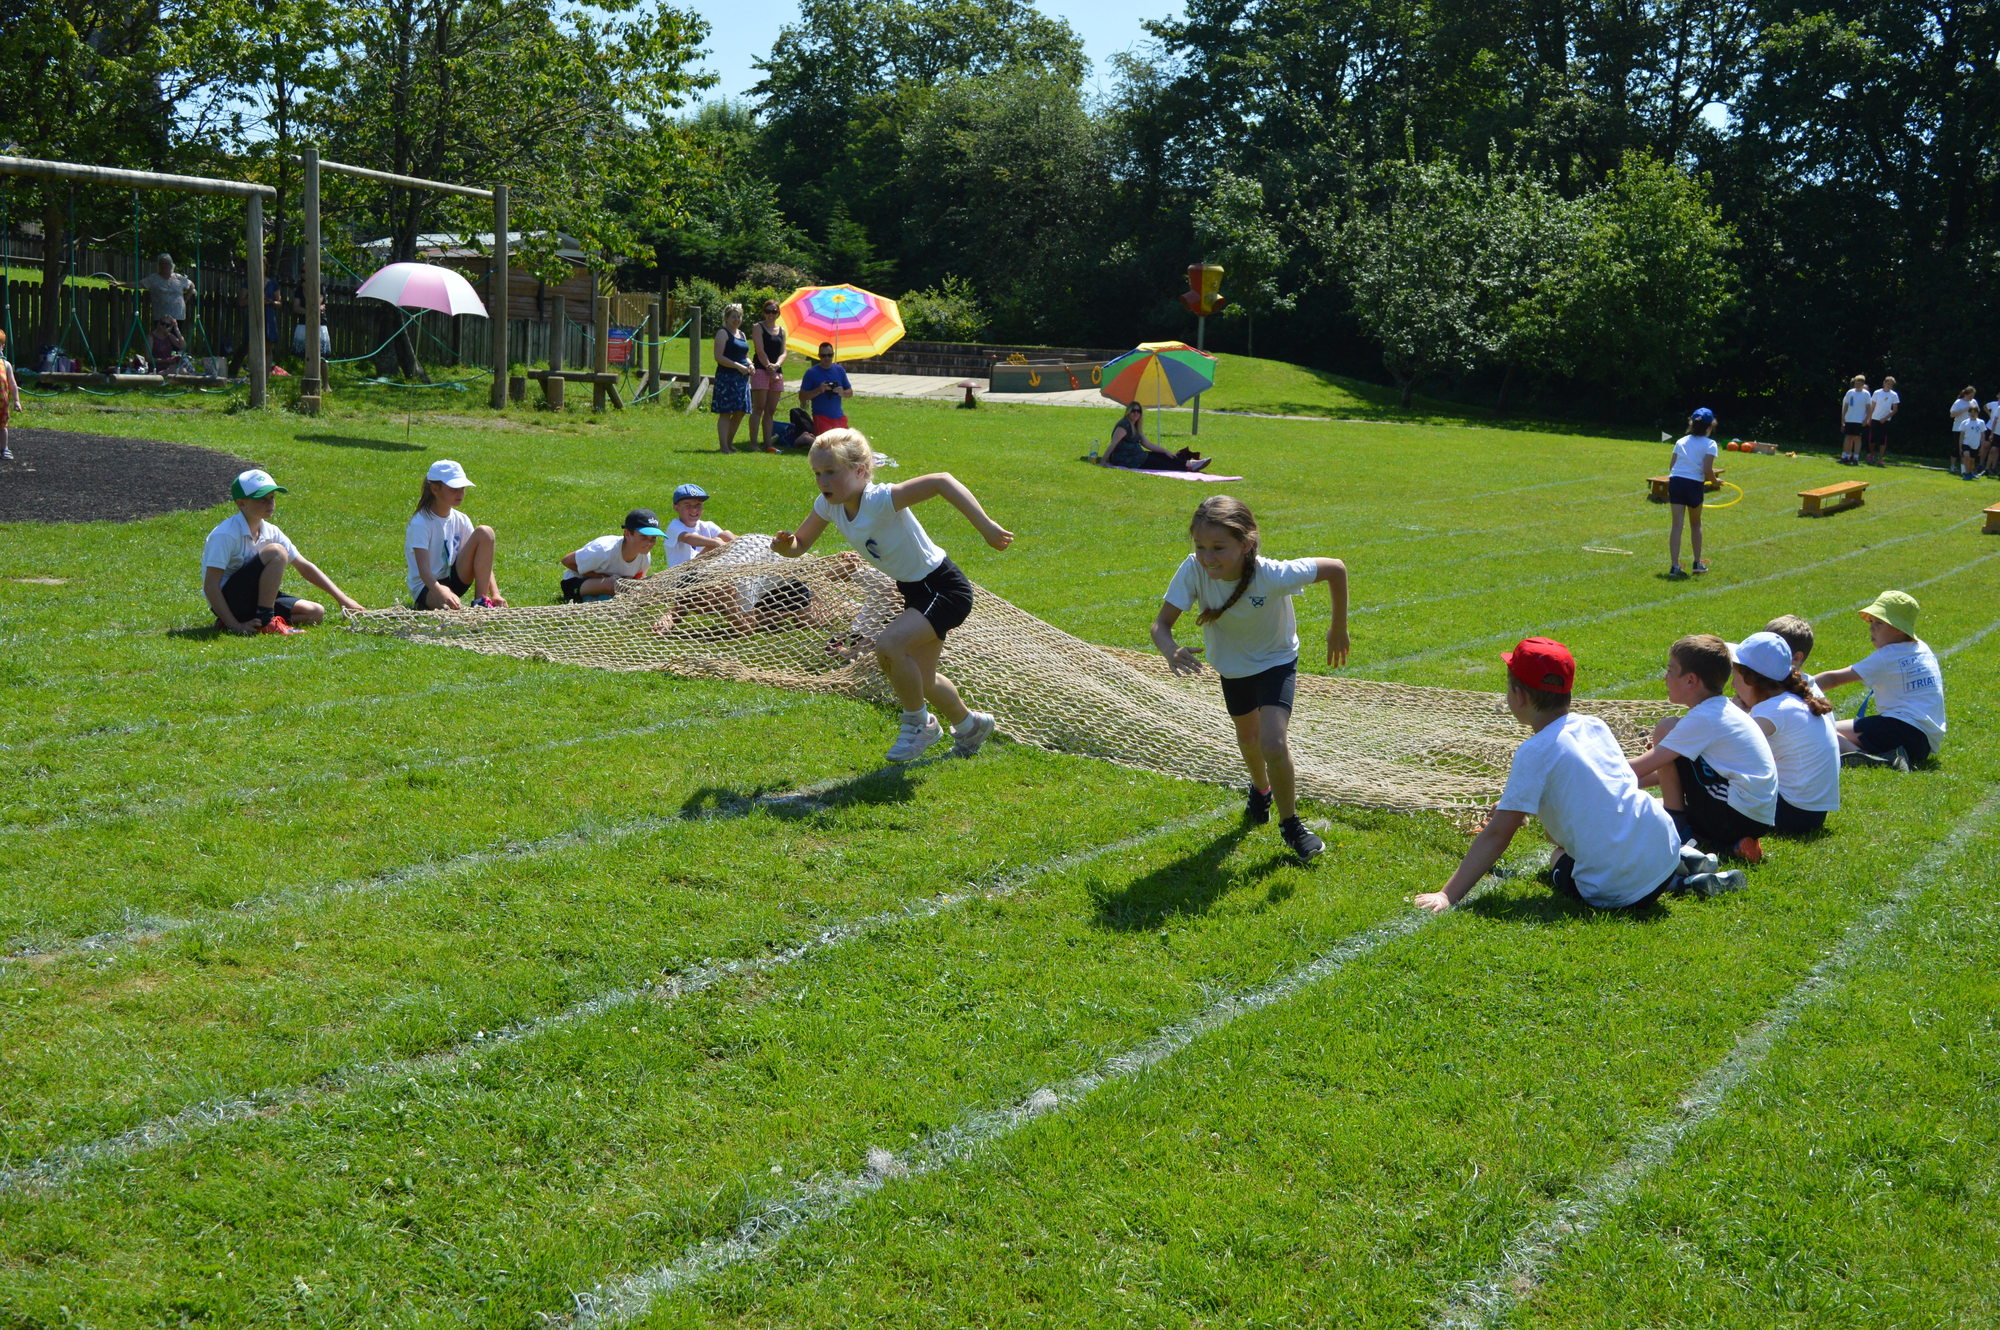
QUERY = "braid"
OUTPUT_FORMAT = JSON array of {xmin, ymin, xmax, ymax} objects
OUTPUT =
[
  {"xmin": 1189, "ymin": 495, "xmax": 1261, "ymax": 626},
  {"xmin": 1198, "ymin": 539, "xmax": 1259, "ymax": 625},
  {"xmin": 1785, "ymin": 666, "xmax": 1834, "ymax": 716}
]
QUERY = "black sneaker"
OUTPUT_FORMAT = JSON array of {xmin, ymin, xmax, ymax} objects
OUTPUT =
[
  {"xmin": 1245, "ymin": 785, "xmax": 1273, "ymax": 824},
  {"xmin": 1840, "ymin": 747, "xmax": 1910, "ymax": 772},
  {"xmin": 1279, "ymin": 815, "xmax": 1324, "ymax": 864}
]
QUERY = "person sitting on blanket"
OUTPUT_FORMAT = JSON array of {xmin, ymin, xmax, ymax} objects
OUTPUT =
[{"xmin": 1099, "ymin": 402, "xmax": 1213, "ymax": 472}]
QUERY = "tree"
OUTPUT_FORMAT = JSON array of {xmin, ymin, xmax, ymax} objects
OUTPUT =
[{"xmin": 1190, "ymin": 170, "xmax": 1292, "ymax": 357}]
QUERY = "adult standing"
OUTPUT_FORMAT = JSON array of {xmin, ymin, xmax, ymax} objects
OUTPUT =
[
  {"xmin": 710, "ymin": 302, "xmax": 754, "ymax": 453},
  {"xmin": 747, "ymin": 298, "xmax": 789, "ymax": 451},
  {"xmin": 1097, "ymin": 401, "xmax": 1212, "ymax": 471},
  {"xmin": 1866, "ymin": 375, "xmax": 1899, "ymax": 467},
  {"xmin": 1838, "ymin": 374, "xmax": 1869, "ymax": 465},
  {"xmin": 121, "ymin": 254, "xmax": 197, "ymax": 340}
]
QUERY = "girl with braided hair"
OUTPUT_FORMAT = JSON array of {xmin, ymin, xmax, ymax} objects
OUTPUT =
[
  {"xmin": 1148, "ymin": 496, "xmax": 1350, "ymax": 864},
  {"xmin": 1730, "ymin": 631, "xmax": 1840, "ymax": 835}
]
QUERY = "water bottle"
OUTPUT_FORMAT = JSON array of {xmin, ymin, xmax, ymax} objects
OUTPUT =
[{"xmin": 1087, "ymin": 445, "xmax": 1099, "ymax": 461}]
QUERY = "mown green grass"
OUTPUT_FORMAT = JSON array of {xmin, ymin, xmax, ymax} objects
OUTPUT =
[{"xmin": 0, "ymin": 382, "xmax": 1995, "ymax": 1327}]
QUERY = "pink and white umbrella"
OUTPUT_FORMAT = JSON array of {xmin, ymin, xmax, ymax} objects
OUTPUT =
[{"xmin": 355, "ymin": 261, "xmax": 488, "ymax": 318}]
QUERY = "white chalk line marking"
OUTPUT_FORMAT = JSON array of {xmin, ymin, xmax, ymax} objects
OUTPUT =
[
  {"xmin": 1370, "ymin": 509, "xmax": 1984, "ymax": 676},
  {"xmin": 0, "ymin": 700, "xmax": 809, "ymax": 840},
  {"xmin": 1428, "ymin": 785, "xmax": 2000, "ymax": 1330},
  {"xmin": 558, "ymin": 858, "xmax": 1542, "ymax": 1327},
  {"xmin": 0, "ymin": 805, "xmax": 1237, "ymax": 1197},
  {"xmin": 1, "ymin": 703, "xmax": 821, "ymax": 960}
]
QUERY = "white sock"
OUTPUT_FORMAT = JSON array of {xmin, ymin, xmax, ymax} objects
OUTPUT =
[
  {"xmin": 901, "ymin": 707, "xmax": 929, "ymax": 728},
  {"xmin": 953, "ymin": 712, "xmax": 982, "ymax": 733}
]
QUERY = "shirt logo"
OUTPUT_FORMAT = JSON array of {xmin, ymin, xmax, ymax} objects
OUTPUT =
[
  {"xmin": 1249, "ymin": 596, "xmax": 1266, "ymax": 607},
  {"xmin": 865, "ymin": 538, "xmax": 882, "ymax": 560}
]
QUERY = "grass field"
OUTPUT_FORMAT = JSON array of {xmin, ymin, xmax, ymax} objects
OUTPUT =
[{"xmin": 1, "ymin": 383, "xmax": 1996, "ymax": 1328}]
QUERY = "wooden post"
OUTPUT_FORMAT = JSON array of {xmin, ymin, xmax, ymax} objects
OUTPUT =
[
  {"xmin": 545, "ymin": 292, "xmax": 565, "ymax": 411},
  {"xmin": 593, "ymin": 292, "xmax": 611, "ymax": 413},
  {"xmin": 301, "ymin": 147, "xmax": 322, "ymax": 414},
  {"xmin": 646, "ymin": 299, "xmax": 661, "ymax": 399},
  {"xmin": 247, "ymin": 193, "xmax": 266, "ymax": 408},
  {"xmin": 1192, "ymin": 313, "xmax": 1204, "ymax": 437},
  {"xmin": 489, "ymin": 183, "xmax": 508, "ymax": 410}
]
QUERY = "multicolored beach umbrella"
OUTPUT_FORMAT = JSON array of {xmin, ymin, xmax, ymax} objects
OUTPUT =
[
  {"xmin": 355, "ymin": 261, "xmax": 488, "ymax": 318},
  {"xmin": 1099, "ymin": 340, "xmax": 1217, "ymax": 413},
  {"xmin": 778, "ymin": 284, "xmax": 905, "ymax": 362}
]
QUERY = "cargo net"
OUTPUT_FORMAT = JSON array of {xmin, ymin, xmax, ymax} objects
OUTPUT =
[{"xmin": 344, "ymin": 535, "xmax": 1663, "ymax": 820}]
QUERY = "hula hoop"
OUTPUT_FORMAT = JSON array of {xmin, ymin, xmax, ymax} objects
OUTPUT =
[{"xmin": 1703, "ymin": 481, "xmax": 1745, "ymax": 510}]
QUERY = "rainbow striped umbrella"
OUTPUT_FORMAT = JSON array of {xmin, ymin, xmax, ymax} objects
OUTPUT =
[
  {"xmin": 779, "ymin": 284, "xmax": 905, "ymax": 362},
  {"xmin": 1099, "ymin": 340, "xmax": 1217, "ymax": 412}
]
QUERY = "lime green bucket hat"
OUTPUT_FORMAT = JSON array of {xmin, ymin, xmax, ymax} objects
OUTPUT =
[{"xmin": 1858, "ymin": 589, "xmax": 1919, "ymax": 637}]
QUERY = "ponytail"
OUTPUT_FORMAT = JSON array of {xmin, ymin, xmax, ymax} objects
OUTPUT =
[
  {"xmin": 1735, "ymin": 661, "xmax": 1833, "ymax": 716},
  {"xmin": 415, "ymin": 479, "xmax": 439, "ymax": 515}
]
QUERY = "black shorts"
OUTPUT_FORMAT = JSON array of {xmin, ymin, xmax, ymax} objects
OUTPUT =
[
  {"xmin": 414, "ymin": 569, "xmax": 473, "ymax": 610},
  {"xmin": 559, "ymin": 575, "xmax": 595, "ymax": 603},
  {"xmin": 1853, "ymin": 713, "xmax": 1932, "ymax": 764},
  {"xmin": 1666, "ymin": 476, "xmax": 1707, "ymax": 509},
  {"xmin": 1868, "ymin": 419, "xmax": 1891, "ymax": 445},
  {"xmin": 1551, "ymin": 854, "xmax": 1677, "ymax": 910},
  {"xmin": 1772, "ymin": 795, "xmax": 1828, "ymax": 836},
  {"xmin": 1219, "ymin": 661, "xmax": 1298, "ymax": 717},
  {"xmin": 896, "ymin": 556, "xmax": 974, "ymax": 639},
  {"xmin": 1674, "ymin": 755, "xmax": 1776, "ymax": 847},
  {"xmin": 219, "ymin": 558, "xmax": 300, "ymax": 623},
  {"xmin": 1842, "ymin": 419, "xmax": 1866, "ymax": 438}
]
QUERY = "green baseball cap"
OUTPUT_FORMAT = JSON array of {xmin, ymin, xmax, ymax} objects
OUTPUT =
[
  {"xmin": 1858, "ymin": 589, "xmax": 1919, "ymax": 637},
  {"xmin": 230, "ymin": 468, "xmax": 287, "ymax": 500}
]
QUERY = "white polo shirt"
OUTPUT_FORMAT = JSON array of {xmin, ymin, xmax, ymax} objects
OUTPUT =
[
  {"xmin": 200, "ymin": 512, "xmax": 298, "ymax": 588},
  {"xmin": 1852, "ymin": 639, "xmax": 1946, "ymax": 750},
  {"xmin": 567, "ymin": 535, "xmax": 651, "ymax": 580},
  {"xmin": 813, "ymin": 482, "xmax": 946, "ymax": 583},
  {"xmin": 1163, "ymin": 554, "xmax": 1321, "ymax": 678},
  {"xmin": 1497, "ymin": 714, "xmax": 1684, "ymax": 908},
  {"xmin": 405, "ymin": 507, "xmax": 474, "ymax": 598},
  {"xmin": 1669, "ymin": 434, "xmax": 1718, "ymax": 481},
  {"xmin": 1659, "ymin": 694, "xmax": 1779, "ymax": 825}
]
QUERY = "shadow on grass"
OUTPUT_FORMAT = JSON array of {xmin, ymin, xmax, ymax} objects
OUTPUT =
[
  {"xmin": 297, "ymin": 433, "xmax": 424, "ymax": 453},
  {"xmin": 1464, "ymin": 866, "xmax": 1673, "ymax": 925},
  {"xmin": 1089, "ymin": 822, "xmax": 1291, "ymax": 931},
  {"xmin": 678, "ymin": 754, "xmax": 946, "ymax": 823}
]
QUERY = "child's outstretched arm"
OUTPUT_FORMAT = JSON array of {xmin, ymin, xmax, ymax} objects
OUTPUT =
[
  {"xmin": 678, "ymin": 530, "xmax": 733, "ymax": 552},
  {"xmin": 1315, "ymin": 557, "xmax": 1349, "ymax": 666},
  {"xmin": 290, "ymin": 555, "xmax": 365, "ymax": 613},
  {"xmin": 1813, "ymin": 666, "xmax": 1861, "ymax": 691},
  {"xmin": 1413, "ymin": 810, "xmax": 1527, "ymax": 913},
  {"xmin": 890, "ymin": 473, "xmax": 1013, "ymax": 550},
  {"xmin": 1149, "ymin": 601, "xmax": 1203, "ymax": 675},
  {"xmin": 771, "ymin": 511, "xmax": 830, "ymax": 558}
]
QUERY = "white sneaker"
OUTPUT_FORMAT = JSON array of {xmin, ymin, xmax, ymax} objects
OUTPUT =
[
  {"xmin": 1683, "ymin": 869, "xmax": 1747, "ymax": 898},
  {"xmin": 951, "ymin": 711, "xmax": 996, "ymax": 757},
  {"xmin": 886, "ymin": 715, "xmax": 943, "ymax": 763},
  {"xmin": 1678, "ymin": 842, "xmax": 1719, "ymax": 879}
]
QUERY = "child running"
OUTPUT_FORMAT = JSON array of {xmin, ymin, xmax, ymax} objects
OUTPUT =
[
  {"xmin": 1630, "ymin": 633, "xmax": 1778, "ymax": 861},
  {"xmin": 1150, "ymin": 496, "xmax": 1349, "ymax": 864},
  {"xmin": 201, "ymin": 468, "xmax": 364, "ymax": 634},
  {"xmin": 1414, "ymin": 637, "xmax": 1736, "ymax": 913},
  {"xmin": 1664, "ymin": 407, "xmax": 1721, "ymax": 579},
  {"xmin": 772, "ymin": 428, "xmax": 1010, "ymax": 762},
  {"xmin": 1731, "ymin": 632, "xmax": 1839, "ymax": 835},
  {"xmin": 561, "ymin": 508, "xmax": 663, "ymax": 602},
  {"xmin": 406, "ymin": 459, "xmax": 506, "ymax": 610},
  {"xmin": 1813, "ymin": 589, "xmax": 1945, "ymax": 769}
]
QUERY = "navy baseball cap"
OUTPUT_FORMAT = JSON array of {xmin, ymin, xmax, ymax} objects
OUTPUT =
[
  {"xmin": 1690, "ymin": 407, "xmax": 1716, "ymax": 425},
  {"xmin": 672, "ymin": 483, "xmax": 708, "ymax": 503},
  {"xmin": 623, "ymin": 508, "xmax": 666, "ymax": 536}
]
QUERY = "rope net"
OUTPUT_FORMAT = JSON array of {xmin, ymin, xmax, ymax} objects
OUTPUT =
[{"xmin": 343, "ymin": 536, "xmax": 1663, "ymax": 820}]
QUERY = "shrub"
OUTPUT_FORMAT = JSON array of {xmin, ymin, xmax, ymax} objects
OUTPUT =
[{"xmin": 898, "ymin": 276, "xmax": 989, "ymax": 343}]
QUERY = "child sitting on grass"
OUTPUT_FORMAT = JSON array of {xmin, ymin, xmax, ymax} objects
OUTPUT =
[
  {"xmin": 1630, "ymin": 633, "xmax": 1778, "ymax": 862},
  {"xmin": 406, "ymin": 459, "xmax": 505, "ymax": 610},
  {"xmin": 1414, "ymin": 638, "xmax": 1737, "ymax": 914},
  {"xmin": 1731, "ymin": 632, "xmax": 1840, "ymax": 835},
  {"xmin": 561, "ymin": 509, "xmax": 663, "ymax": 602},
  {"xmin": 201, "ymin": 468, "xmax": 364, "ymax": 635},
  {"xmin": 1813, "ymin": 590, "xmax": 1945, "ymax": 769},
  {"xmin": 664, "ymin": 484, "xmax": 735, "ymax": 568}
]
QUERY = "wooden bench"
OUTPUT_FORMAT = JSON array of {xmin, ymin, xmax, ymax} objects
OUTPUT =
[
  {"xmin": 525, "ymin": 369, "xmax": 624, "ymax": 410},
  {"xmin": 1646, "ymin": 476, "xmax": 1723, "ymax": 502},
  {"xmin": 1984, "ymin": 503, "xmax": 2000, "ymax": 535},
  {"xmin": 1797, "ymin": 480, "xmax": 1867, "ymax": 516},
  {"xmin": 27, "ymin": 371, "xmax": 229, "ymax": 390}
]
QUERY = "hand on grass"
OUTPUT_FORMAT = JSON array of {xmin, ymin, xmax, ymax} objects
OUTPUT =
[
  {"xmin": 1326, "ymin": 627, "xmax": 1350, "ymax": 667},
  {"xmin": 1165, "ymin": 644, "xmax": 1203, "ymax": 676},
  {"xmin": 1412, "ymin": 891, "xmax": 1453, "ymax": 914}
]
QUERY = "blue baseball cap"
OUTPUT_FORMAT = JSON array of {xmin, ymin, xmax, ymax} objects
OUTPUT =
[
  {"xmin": 672, "ymin": 483, "xmax": 708, "ymax": 503},
  {"xmin": 1690, "ymin": 407, "xmax": 1716, "ymax": 425}
]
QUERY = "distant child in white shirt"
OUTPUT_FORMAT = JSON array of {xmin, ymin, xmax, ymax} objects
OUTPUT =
[
  {"xmin": 1150, "ymin": 495, "xmax": 1350, "ymax": 865},
  {"xmin": 1813, "ymin": 589, "xmax": 1945, "ymax": 769},
  {"xmin": 561, "ymin": 508, "xmax": 663, "ymax": 602},
  {"xmin": 773, "ymin": 427, "xmax": 1012, "ymax": 764},
  {"xmin": 1631, "ymin": 633, "xmax": 1778, "ymax": 862},
  {"xmin": 661, "ymin": 482, "xmax": 736, "ymax": 568},
  {"xmin": 1731, "ymin": 632, "xmax": 1839, "ymax": 836},
  {"xmin": 1865, "ymin": 376, "xmax": 1899, "ymax": 467},
  {"xmin": 1664, "ymin": 407, "xmax": 1721, "ymax": 579},
  {"xmin": 1949, "ymin": 386, "xmax": 1981, "ymax": 477},
  {"xmin": 1415, "ymin": 637, "xmax": 1734, "ymax": 913},
  {"xmin": 201, "ymin": 468, "xmax": 363, "ymax": 635},
  {"xmin": 1839, "ymin": 374, "xmax": 1870, "ymax": 464},
  {"xmin": 406, "ymin": 459, "xmax": 505, "ymax": 610}
]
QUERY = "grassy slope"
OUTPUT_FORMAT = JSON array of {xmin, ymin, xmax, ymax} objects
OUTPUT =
[{"xmin": 0, "ymin": 381, "xmax": 1994, "ymax": 1327}]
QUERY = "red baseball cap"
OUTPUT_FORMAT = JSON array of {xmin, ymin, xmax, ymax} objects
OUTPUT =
[{"xmin": 1502, "ymin": 637, "xmax": 1575, "ymax": 692}]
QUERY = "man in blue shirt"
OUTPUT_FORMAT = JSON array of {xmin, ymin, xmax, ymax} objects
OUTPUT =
[{"xmin": 798, "ymin": 342, "xmax": 853, "ymax": 434}]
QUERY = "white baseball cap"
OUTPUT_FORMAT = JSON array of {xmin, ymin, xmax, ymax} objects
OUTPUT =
[
  {"xmin": 1734, "ymin": 631, "xmax": 1795, "ymax": 681},
  {"xmin": 230, "ymin": 468, "xmax": 286, "ymax": 500},
  {"xmin": 426, "ymin": 459, "xmax": 475, "ymax": 488}
]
